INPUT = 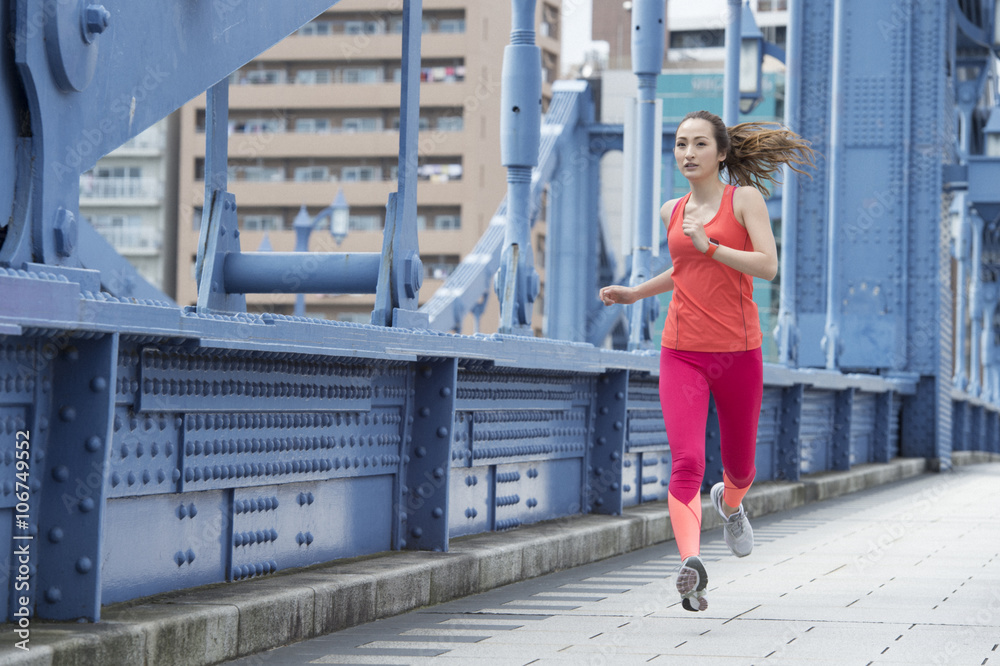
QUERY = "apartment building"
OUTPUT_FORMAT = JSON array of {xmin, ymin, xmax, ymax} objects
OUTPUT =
[
  {"xmin": 174, "ymin": 0, "xmax": 560, "ymax": 332},
  {"xmin": 80, "ymin": 117, "xmax": 179, "ymax": 295}
]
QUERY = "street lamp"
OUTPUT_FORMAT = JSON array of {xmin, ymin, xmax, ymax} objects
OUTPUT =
[
  {"xmin": 292, "ymin": 189, "xmax": 350, "ymax": 316},
  {"xmin": 330, "ymin": 188, "xmax": 350, "ymax": 245},
  {"xmin": 739, "ymin": 2, "xmax": 764, "ymax": 114}
]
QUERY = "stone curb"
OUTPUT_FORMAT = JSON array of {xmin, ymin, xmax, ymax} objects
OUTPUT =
[{"xmin": 2, "ymin": 456, "xmax": 996, "ymax": 666}]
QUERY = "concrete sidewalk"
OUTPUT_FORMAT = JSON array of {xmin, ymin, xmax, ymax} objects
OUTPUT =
[
  {"xmin": 1, "ymin": 452, "xmax": 997, "ymax": 666},
  {"xmin": 228, "ymin": 455, "xmax": 1000, "ymax": 665}
]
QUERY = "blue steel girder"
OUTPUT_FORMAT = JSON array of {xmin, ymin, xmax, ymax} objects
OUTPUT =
[
  {"xmin": 420, "ymin": 81, "xmax": 593, "ymax": 333},
  {"xmin": 36, "ymin": 334, "xmax": 118, "ymax": 621},
  {"xmin": 8, "ymin": 0, "xmax": 337, "ymax": 281}
]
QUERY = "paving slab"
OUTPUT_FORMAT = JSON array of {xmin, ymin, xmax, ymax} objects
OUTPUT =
[{"xmin": 2, "ymin": 456, "xmax": 999, "ymax": 665}]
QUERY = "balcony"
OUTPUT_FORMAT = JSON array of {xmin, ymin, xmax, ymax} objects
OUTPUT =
[
  {"xmin": 214, "ymin": 130, "xmax": 465, "ymax": 160},
  {"xmin": 217, "ymin": 82, "xmax": 471, "ymax": 111},
  {"xmin": 94, "ymin": 226, "xmax": 162, "ymax": 256},
  {"xmin": 79, "ymin": 177, "xmax": 163, "ymax": 203}
]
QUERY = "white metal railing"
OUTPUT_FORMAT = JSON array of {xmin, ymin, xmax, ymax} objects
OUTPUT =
[
  {"xmin": 94, "ymin": 225, "xmax": 162, "ymax": 251},
  {"xmin": 80, "ymin": 177, "xmax": 163, "ymax": 200}
]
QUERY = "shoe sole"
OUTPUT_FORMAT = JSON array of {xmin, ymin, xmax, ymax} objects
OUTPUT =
[{"xmin": 676, "ymin": 557, "xmax": 708, "ymax": 612}]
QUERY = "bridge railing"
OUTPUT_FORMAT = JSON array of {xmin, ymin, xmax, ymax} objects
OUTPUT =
[{"xmin": 6, "ymin": 288, "xmax": 987, "ymax": 622}]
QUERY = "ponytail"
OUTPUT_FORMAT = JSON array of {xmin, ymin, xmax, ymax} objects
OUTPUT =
[
  {"xmin": 725, "ymin": 122, "xmax": 816, "ymax": 196},
  {"xmin": 680, "ymin": 111, "xmax": 817, "ymax": 196}
]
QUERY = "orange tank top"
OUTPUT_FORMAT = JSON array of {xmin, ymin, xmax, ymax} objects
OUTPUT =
[{"xmin": 661, "ymin": 185, "xmax": 762, "ymax": 352}]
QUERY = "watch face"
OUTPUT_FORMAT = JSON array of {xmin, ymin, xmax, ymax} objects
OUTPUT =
[{"xmin": 709, "ymin": 237, "xmax": 720, "ymax": 246}]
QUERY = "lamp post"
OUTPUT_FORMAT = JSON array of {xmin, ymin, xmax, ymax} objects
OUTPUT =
[
  {"xmin": 739, "ymin": 2, "xmax": 764, "ymax": 114},
  {"xmin": 292, "ymin": 189, "xmax": 350, "ymax": 316},
  {"xmin": 727, "ymin": 2, "xmax": 787, "ymax": 120}
]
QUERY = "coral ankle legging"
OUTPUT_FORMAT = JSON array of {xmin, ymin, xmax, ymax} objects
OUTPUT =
[{"xmin": 660, "ymin": 346, "xmax": 763, "ymax": 505}]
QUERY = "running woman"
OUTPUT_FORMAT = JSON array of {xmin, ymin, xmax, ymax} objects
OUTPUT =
[{"xmin": 599, "ymin": 110, "xmax": 815, "ymax": 611}]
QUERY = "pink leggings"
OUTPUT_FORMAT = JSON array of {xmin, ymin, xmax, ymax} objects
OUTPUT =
[{"xmin": 659, "ymin": 347, "xmax": 763, "ymax": 505}]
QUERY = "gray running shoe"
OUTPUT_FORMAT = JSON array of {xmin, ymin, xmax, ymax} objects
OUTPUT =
[
  {"xmin": 711, "ymin": 482, "xmax": 754, "ymax": 558},
  {"xmin": 675, "ymin": 555, "xmax": 708, "ymax": 612}
]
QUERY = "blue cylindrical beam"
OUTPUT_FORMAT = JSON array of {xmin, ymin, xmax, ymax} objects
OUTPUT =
[
  {"xmin": 627, "ymin": 0, "xmax": 665, "ymax": 349},
  {"xmin": 223, "ymin": 252, "xmax": 381, "ymax": 294},
  {"xmin": 498, "ymin": 0, "xmax": 542, "ymax": 333}
]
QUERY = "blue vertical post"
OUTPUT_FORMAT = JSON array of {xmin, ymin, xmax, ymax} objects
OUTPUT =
[
  {"xmin": 822, "ymin": 0, "xmax": 846, "ymax": 370},
  {"xmin": 777, "ymin": 384, "xmax": 803, "ymax": 481},
  {"xmin": 195, "ymin": 79, "xmax": 229, "ymax": 286},
  {"xmin": 776, "ymin": 0, "xmax": 802, "ymax": 366},
  {"xmin": 373, "ymin": 0, "xmax": 425, "ymax": 328},
  {"xmin": 497, "ymin": 0, "xmax": 542, "ymax": 335},
  {"xmin": 970, "ymin": 214, "xmax": 984, "ymax": 396},
  {"xmin": 722, "ymin": 0, "xmax": 742, "ymax": 127},
  {"xmin": 35, "ymin": 335, "xmax": 118, "ymax": 620},
  {"xmin": 626, "ymin": 0, "xmax": 665, "ymax": 349},
  {"xmin": 590, "ymin": 370, "xmax": 628, "ymax": 515},
  {"xmin": 953, "ymin": 196, "xmax": 968, "ymax": 389},
  {"xmin": 400, "ymin": 359, "xmax": 457, "ymax": 552}
]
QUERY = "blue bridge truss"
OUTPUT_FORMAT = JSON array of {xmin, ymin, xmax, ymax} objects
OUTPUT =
[{"xmin": 0, "ymin": 0, "xmax": 999, "ymax": 623}]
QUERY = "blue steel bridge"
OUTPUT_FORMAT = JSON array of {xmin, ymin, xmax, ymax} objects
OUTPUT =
[{"xmin": 0, "ymin": 0, "xmax": 999, "ymax": 626}]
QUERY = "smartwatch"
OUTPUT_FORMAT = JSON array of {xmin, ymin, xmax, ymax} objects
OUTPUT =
[{"xmin": 705, "ymin": 238, "xmax": 720, "ymax": 258}]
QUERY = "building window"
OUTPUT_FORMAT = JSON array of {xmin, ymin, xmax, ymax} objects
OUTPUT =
[
  {"xmin": 344, "ymin": 20, "xmax": 383, "ymax": 35},
  {"xmin": 296, "ymin": 118, "xmax": 331, "ymax": 133},
  {"xmin": 298, "ymin": 21, "xmax": 332, "ymax": 36},
  {"xmin": 227, "ymin": 165, "xmax": 284, "ymax": 182},
  {"xmin": 438, "ymin": 19, "xmax": 465, "ymax": 33},
  {"xmin": 342, "ymin": 166, "xmax": 381, "ymax": 182},
  {"xmin": 243, "ymin": 69, "xmax": 287, "ymax": 85},
  {"xmin": 295, "ymin": 69, "xmax": 332, "ymax": 85},
  {"xmin": 437, "ymin": 116, "xmax": 464, "ymax": 131},
  {"xmin": 423, "ymin": 255, "xmax": 460, "ymax": 280},
  {"xmin": 349, "ymin": 214, "xmax": 381, "ymax": 231},
  {"xmin": 87, "ymin": 215, "xmax": 159, "ymax": 250},
  {"xmin": 434, "ymin": 215, "xmax": 460, "ymax": 230},
  {"xmin": 669, "ymin": 30, "xmax": 725, "ymax": 49},
  {"xmin": 241, "ymin": 215, "xmax": 284, "ymax": 231},
  {"xmin": 231, "ymin": 117, "xmax": 286, "ymax": 133},
  {"xmin": 341, "ymin": 117, "xmax": 382, "ymax": 133},
  {"xmin": 294, "ymin": 166, "xmax": 330, "ymax": 182},
  {"xmin": 421, "ymin": 65, "xmax": 465, "ymax": 83},
  {"xmin": 418, "ymin": 163, "xmax": 463, "ymax": 182},
  {"xmin": 758, "ymin": 0, "xmax": 788, "ymax": 11},
  {"xmin": 341, "ymin": 68, "xmax": 383, "ymax": 84}
]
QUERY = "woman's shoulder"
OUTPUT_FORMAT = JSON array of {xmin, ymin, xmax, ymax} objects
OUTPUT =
[
  {"xmin": 732, "ymin": 185, "xmax": 766, "ymax": 206},
  {"xmin": 660, "ymin": 195, "xmax": 688, "ymax": 220}
]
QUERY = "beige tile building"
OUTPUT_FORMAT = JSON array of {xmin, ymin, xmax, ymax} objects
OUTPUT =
[{"xmin": 174, "ymin": 0, "xmax": 560, "ymax": 333}]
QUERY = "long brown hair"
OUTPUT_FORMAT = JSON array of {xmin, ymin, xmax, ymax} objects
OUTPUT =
[{"xmin": 680, "ymin": 110, "xmax": 817, "ymax": 196}]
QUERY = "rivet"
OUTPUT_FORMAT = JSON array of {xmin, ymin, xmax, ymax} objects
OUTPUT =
[
  {"xmin": 52, "ymin": 466, "xmax": 69, "ymax": 482},
  {"xmin": 59, "ymin": 406, "xmax": 76, "ymax": 422},
  {"xmin": 419, "ymin": 407, "xmax": 431, "ymax": 417},
  {"xmin": 80, "ymin": 497, "xmax": 95, "ymax": 513},
  {"xmin": 432, "ymin": 507, "xmax": 444, "ymax": 518},
  {"xmin": 75, "ymin": 557, "xmax": 93, "ymax": 574},
  {"xmin": 48, "ymin": 527, "xmax": 64, "ymax": 543},
  {"xmin": 85, "ymin": 436, "xmax": 102, "ymax": 452},
  {"xmin": 437, "ymin": 427, "xmax": 449, "ymax": 438},
  {"xmin": 44, "ymin": 588, "xmax": 62, "ymax": 604},
  {"xmin": 411, "ymin": 527, "xmax": 423, "ymax": 538}
]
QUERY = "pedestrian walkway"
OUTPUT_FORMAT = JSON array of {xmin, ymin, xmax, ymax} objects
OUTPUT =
[{"xmin": 230, "ymin": 462, "xmax": 1000, "ymax": 665}]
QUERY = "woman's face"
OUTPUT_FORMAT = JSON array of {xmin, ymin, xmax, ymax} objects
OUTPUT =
[{"xmin": 674, "ymin": 118, "xmax": 725, "ymax": 181}]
